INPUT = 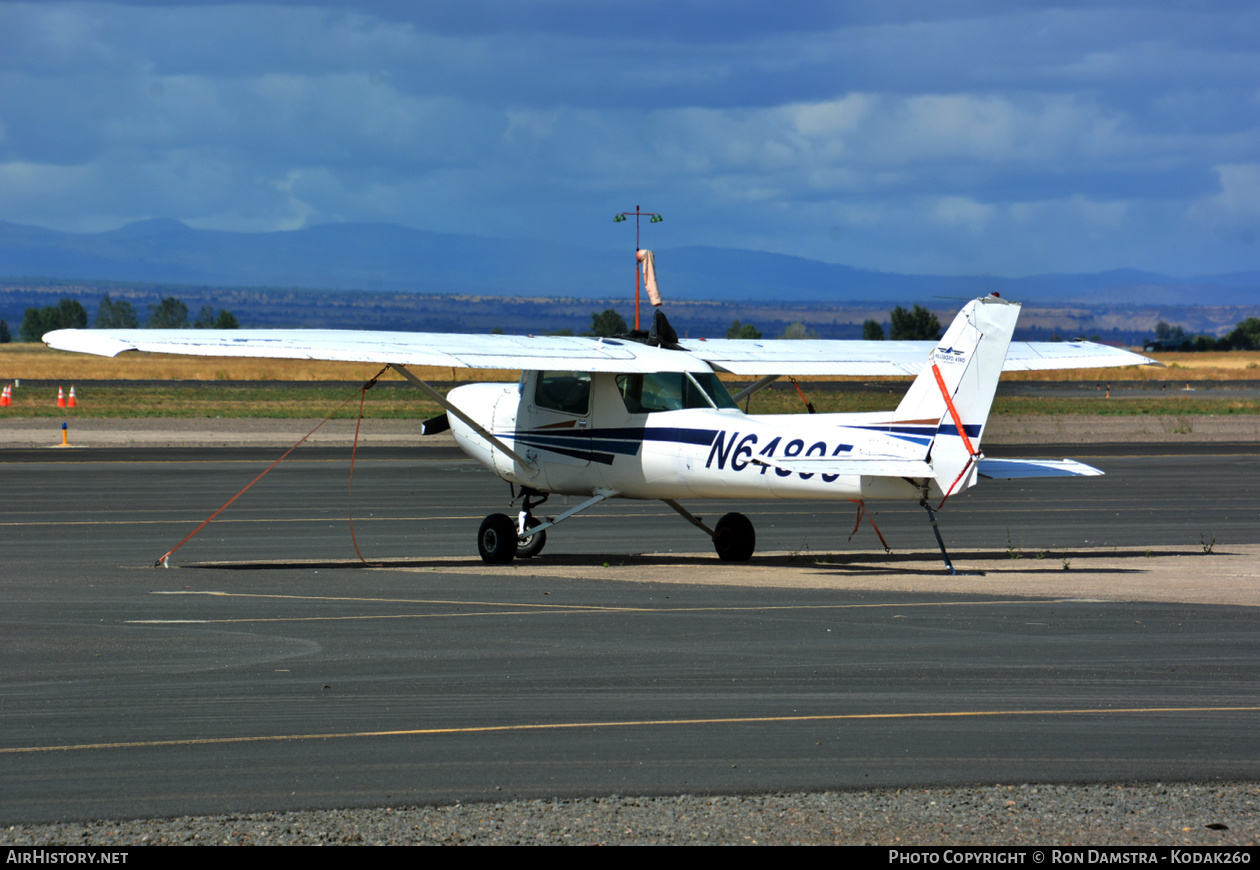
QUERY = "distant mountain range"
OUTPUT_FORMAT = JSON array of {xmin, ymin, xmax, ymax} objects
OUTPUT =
[{"xmin": 2, "ymin": 219, "xmax": 1258, "ymax": 309}]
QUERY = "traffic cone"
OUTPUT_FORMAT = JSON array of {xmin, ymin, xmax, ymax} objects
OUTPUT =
[
  {"xmin": 68, "ymin": 386, "xmax": 77, "ymax": 408},
  {"xmin": 1, "ymin": 385, "xmax": 10, "ymax": 407},
  {"xmin": 57, "ymin": 386, "xmax": 66, "ymax": 408}
]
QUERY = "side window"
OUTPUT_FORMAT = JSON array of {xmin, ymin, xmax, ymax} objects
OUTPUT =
[
  {"xmin": 534, "ymin": 371, "xmax": 591, "ymax": 415},
  {"xmin": 617, "ymin": 372, "xmax": 713, "ymax": 414}
]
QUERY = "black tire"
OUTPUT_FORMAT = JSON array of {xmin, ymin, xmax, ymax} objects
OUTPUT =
[
  {"xmin": 517, "ymin": 517, "xmax": 547, "ymax": 559},
  {"xmin": 477, "ymin": 514, "xmax": 518, "ymax": 564},
  {"xmin": 713, "ymin": 512, "xmax": 755, "ymax": 562}
]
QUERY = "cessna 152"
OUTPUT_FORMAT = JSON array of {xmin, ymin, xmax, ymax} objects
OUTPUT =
[{"xmin": 44, "ymin": 294, "xmax": 1155, "ymax": 571}]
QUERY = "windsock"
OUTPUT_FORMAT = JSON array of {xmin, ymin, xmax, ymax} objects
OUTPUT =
[
  {"xmin": 636, "ymin": 249, "xmax": 662, "ymax": 306},
  {"xmin": 57, "ymin": 386, "xmax": 66, "ymax": 408}
]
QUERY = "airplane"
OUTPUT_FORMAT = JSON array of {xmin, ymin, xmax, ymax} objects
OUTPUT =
[{"xmin": 44, "ymin": 293, "xmax": 1156, "ymax": 572}]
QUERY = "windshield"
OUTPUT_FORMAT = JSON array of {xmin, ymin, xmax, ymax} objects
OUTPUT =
[{"xmin": 616, "ymin": 371, "xmax": 738, "ymax": 414}]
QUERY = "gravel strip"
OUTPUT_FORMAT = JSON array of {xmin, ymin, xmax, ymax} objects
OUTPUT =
[{"xmin": 4, "ymin": 784, "xmax": 1257, "ymax": 846}]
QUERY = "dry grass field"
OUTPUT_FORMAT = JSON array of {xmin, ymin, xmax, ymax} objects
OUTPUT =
[
  {"xmin": 0, "ymin": 342, "xmax": 517, "ymax": 383},
  {"xmin": 3, "ymin": 343, "xmax": 1259, "ymax": 418}
]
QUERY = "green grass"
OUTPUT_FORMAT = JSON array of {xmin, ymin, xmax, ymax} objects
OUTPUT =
[
  {"xmin": 6, "ymin": 382, "xmax": 1257, "ymax": 419},
  {"xmin": 743, "ymin": 389, "xmax": 1260, "ymax": 417},
  {"xmin": 3, "ymin": 385, "xmax": 446, "ymax": 419}
]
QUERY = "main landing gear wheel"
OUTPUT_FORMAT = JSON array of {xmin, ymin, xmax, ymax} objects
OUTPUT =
[
  {"xmin": 713, "ymin": 512, "xmax": 755, "ymax": 562},
  {"xmin": 516, "ymin": 516, "xmax": 547, "ymax": 559},
  {"xmin": 478, "ymin": 513, "xmax": 518, "ymax": 564}
]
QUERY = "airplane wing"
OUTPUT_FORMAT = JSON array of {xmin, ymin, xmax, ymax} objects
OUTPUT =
[
  {"xmin": 41, "ymin": 328, "xmax": 715, "ymax": 374},
  {"xmin": 45, "ymin": 328, "xmax": 1156, "ymax": 377},
  {"xmin": 677, "ymin": 338, "xmax": 1158, "ymax": 376}
]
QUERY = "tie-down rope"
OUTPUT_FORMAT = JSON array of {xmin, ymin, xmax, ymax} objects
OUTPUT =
[{"xmin": 155, "ymin": 367, "xmax": 388, "ymax": 568}]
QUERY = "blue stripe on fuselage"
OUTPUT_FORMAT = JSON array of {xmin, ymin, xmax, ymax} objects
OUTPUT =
[{"xmin": 511, "ymin": 426, "xmax": 719, "ymax": 465}]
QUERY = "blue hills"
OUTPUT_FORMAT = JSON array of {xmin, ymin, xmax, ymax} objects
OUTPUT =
[{"xmin": 2, "ymin": 218, "xmax": 1257, "ymax": 307}]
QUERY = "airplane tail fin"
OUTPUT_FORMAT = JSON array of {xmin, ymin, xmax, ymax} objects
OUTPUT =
[{"xmin": 892, "ymin": 295, "xmax": 1020, "ymax": 501}]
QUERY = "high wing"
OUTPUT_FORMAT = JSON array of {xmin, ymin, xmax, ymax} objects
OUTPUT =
[
  {"xmin": 678, "ymin": 337, "xmax": 1156, "ymax": 376},
  {"xmin": 44, "ymin": 327, "xmax": 1157, "ymax": 375},
  {"xmin": 41, "ymin": 328, "xmax": 713, "ymax": 373}
]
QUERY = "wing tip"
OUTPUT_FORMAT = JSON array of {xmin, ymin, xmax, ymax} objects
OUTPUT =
[{"xmin": 43, "ymin": 329, "xmax": 136, "ymax": 358}]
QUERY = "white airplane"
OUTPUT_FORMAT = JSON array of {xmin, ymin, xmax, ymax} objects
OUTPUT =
[{"xmin": 45, "ymin": 294, "xmax": 1156, "ymax": 571}]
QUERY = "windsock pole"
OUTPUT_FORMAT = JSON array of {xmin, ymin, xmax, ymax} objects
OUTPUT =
[{"xmin": 614, "ymin": 205, "xmax": 662, "ymax": 332}]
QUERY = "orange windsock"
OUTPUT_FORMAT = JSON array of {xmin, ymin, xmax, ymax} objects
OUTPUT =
[
  {"xmin": 68, "ymin": 386, "xmax": 77, "ymax": 408},
  {"xmin": 636, "ymin": 249, "xmax": 662, "ymax": 306},
  {"xmin": 57, "ymin": 386, "xmax": 66, "ymax": 408}
]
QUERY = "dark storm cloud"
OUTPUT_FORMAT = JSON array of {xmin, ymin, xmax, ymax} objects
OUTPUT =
[{"xmin": 1, "ymin": 0, "xmax": 1257, "ymax": 274}]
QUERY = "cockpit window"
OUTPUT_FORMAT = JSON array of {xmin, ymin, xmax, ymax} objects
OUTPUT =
[
  {"xmin": 535, "ymin": 371, "xmax": 591, "ymax": 415},
  {"xmin": 616, "ymin": 371, "xmax": 738, "ymax": 414},
  {"xmin": 693, "ymin": 371, "xmax": 739, "ymax": 409}
]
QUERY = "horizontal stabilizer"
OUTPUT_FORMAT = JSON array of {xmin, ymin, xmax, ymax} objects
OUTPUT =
[
  {"xmin": 752, "ymin": 456, "xmax": 935, "ymax": 479},
  {"xmin": 977, "ymin": 458, "xmax": 1103, "ymax": 479}
]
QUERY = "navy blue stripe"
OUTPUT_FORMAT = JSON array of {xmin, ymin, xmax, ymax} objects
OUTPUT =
[{"xmin": 853, "ymin": 423, "xmax": 982, "ymax": 439}]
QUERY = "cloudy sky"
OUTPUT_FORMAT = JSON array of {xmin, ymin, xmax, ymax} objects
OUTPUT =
[{"xmin": 1, "ymin": 1, "xmax": 1258, "ymax": 277}]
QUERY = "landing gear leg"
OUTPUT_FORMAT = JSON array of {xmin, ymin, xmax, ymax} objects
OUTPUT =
[
  {"xmin": 661, "ymin": 500, "xmax": 756, "ymax": 562},
  {"xmin": 476, "ymin": 490, "xmax": 614, "ymax": 565},
  {"xmin": 516, "ymin": 491, "xmax": 549, "ymax": 559}
]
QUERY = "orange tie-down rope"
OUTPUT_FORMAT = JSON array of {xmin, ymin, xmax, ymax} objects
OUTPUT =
[
  {"xmin": 848, "ymin": 499, "xmax": 891, "ymax": 552},
  {"xmin": 788, "ymin": 377, "xmax": 816, "ymax": 414},
  {"xmin": 930, "ymin": 362, "xmax": 981, "ymax": 508},
  {"xmin": 155, "ymin": 368, "xmax": 388, "ymax": 568}
]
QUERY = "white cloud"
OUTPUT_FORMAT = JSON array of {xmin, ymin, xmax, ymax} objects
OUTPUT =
[
  {"xmin": 1192, "ymin": 163, "xmax": 1260, "ymax": 221},
  {"xmin": 1, "ymin": 1, "xmax": 1258, "ymax": 276},
  {"xmin": 931, "ymin": 196, "xmax": 995, "ymax": 230}
]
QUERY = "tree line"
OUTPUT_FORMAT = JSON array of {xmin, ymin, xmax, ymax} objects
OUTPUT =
[
  {"xmin": 8, "ymin": 296, "xmax": 239, "ymax": 342},
  {"xmin": 725, "ymin": 304, "xmax": 944, "ymax": 342},
  {"xmin": 1146, "ymin": 319, "xmax": 1260, "ymax": 352}
]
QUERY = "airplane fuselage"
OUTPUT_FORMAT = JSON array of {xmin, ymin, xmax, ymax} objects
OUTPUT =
[{"xmin": 447, "ymin": 373, "xmax": 943, "ymax": 503}]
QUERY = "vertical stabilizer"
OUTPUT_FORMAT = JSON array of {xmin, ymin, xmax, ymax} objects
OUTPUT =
[{"xmin": 892, "ymin": 295, "xmax": 1020, "ymax": 499}]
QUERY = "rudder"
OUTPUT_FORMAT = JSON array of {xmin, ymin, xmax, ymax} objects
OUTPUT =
[{"xmin": 892, "ymin": 295, "xmax": 1020, "ymax": 500}]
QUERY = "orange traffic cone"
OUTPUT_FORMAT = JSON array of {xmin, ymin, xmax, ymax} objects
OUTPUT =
[
  {"xmin": 57, "ymin": 386, "xmax": 66, "ymax": 408},
  {"xmin": 1, "ymin": 385, "xmax": 10, "ymax": 407},
  {"xmin": 68, "ymin": 386, "xmax": 77, "ymax": 408}
]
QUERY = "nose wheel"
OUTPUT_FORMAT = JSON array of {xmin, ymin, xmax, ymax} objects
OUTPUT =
[
  {"xmin": 477, "ymin": 490, "xmax": 613, "ymax": 564},
  {"xmin": 516, "ymin": 515, "xmax": 547, "ymax": 559}
]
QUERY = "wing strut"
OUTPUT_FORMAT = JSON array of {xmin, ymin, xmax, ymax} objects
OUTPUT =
[
  {"xmin": 390, "ymin": 364, "xmax": 534, "ymax": 469},
  {"xmin": 731, "ymin": 375, "xmax": 780, "ymax": 404}
]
